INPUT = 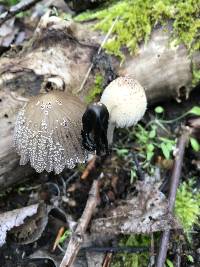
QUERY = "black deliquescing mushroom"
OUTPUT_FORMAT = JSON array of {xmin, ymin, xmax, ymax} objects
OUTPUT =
[
  {"xmin": 81, "ymin": 102, "xmax": 109, "ymax": 155},
  {"xmin": 14, "ymin": 91, "xmax": 87, "ymax": 174},
  {"xmin": 82, "ymin": 77, "xmax": 147, "ymax": 154}
]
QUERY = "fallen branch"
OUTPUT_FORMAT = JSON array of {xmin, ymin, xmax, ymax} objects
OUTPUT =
[
  {"xmin": 0, "ymin": 0, "xmax": 42, "ymax": 27},
  {"xmin": 59, "ymin": 176, "xmax": 100, "ymax": 267},
  {"xmin": 155, "ymin": 126, "xmax": 192, "ymax": 267}
]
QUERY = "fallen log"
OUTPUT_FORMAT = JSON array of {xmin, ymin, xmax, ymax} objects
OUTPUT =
[{"xmin": 0, "ymin": 12, "xmax": 199, "ymax": 190}]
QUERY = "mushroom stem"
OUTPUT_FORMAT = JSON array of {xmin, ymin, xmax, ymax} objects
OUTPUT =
[{"xmin": 107, "ymin": 121, "xmax": 116, "ymax": 145}]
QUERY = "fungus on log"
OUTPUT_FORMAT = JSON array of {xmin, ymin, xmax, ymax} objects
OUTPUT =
[
  {"xmin": 14, "ymin": 91, "xmax": 88, "ymax": 174},
  {"xmin": 0, "ymin": 11, "xmax": 199, "ymax": 189}
]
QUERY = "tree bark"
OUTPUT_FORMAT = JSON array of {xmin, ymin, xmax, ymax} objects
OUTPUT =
[{"xmin": 0, "ymin": 12, "xmax": 199, "ymax": 190}]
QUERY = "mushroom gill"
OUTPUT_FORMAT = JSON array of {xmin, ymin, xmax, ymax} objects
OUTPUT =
[{"xmin": 13, "ymin": 91, "xmax": 87, "ymax": 174}]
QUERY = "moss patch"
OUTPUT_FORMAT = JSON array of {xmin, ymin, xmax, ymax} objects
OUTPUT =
[
  {"xmin": 85, "ymin": 74, "xmax": 104, "ymax": 103},
  {"xmin": 75, "ymin": 0, "xmax": 200, "ymax": 83},
  {"xmin": 111, "ymin": 235, "xmax": 150, "ymax": 267},
  {"xmin": 175, "ymin": 179, "xmax": 200, "ymax": 233}
]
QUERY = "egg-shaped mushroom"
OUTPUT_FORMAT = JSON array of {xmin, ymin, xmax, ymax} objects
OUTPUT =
[
  {"xmin": 100, "ymin": 76, "xmax": 147, "ymax": 144},
  {"xmin": 13, "ymin": 91, "xmax": 88, "ymax": 174}
]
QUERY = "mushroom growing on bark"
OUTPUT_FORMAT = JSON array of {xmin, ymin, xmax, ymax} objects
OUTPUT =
[
  {"xmin": 82, "ymin": 77, "xmax": 147, "ymax": 154},
  {"xmin": 14, "ymin": 91, "xmax": 87, "ymax": 174}
]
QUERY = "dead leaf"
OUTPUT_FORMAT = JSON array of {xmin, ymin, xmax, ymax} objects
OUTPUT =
[
  {"xmin": 8, "ymin": 203, "xmax": 52, "ymax": 244},
  {"xmin": 0, "ymin": 203, "xmax": 38, "ymax": 247},
  {"xmin": 91, "ymin": 180, "xmax": 180, "ymax": 235}
]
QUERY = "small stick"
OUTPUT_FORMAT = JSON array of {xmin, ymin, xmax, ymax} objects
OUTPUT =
[
  {"xmin": 76, "ymin": 16, "xmax": 119, "ymax": 94},
  {"xmin": 52, "ymin": 226, "xmax": 65, "ymax": 252},
  {"xmin": 59, "ymin": 178, "xmax": 100, "ymax": 267},
  {"xmin": 0, "ymin": 0, "xmax": 42, "ymax": 27},
  {"xmin": 148, "ymin": 233, "xmax": 155, "ymax": 267},
  {"xmin": 155, "ymin": 126, "xmax": 192, "ymax": 267},
  {"xmin": 81, "ymin": 156, "xmax": 97, "ymax": 180},
  {"xmin": 174, "ymin": 242, "xmax": 182, "ymax": 267},
  {"xmin": 102, "ymin": 252, "xmax": 113, "ymax": 267}
]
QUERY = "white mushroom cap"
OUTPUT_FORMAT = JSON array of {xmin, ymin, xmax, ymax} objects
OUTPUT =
[
  {"xmin": 100, "ymin": 77, "xmax": 147, "ymax": 144},
  {"xmin": 100, "ymin": 77, "xmax": 147, "ymax": 127},
  {"xmin": 13, "ymin": 91, "xmax": 88, "ymax": 174}
]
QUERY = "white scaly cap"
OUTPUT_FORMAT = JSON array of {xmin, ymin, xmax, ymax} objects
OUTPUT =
[
  {"xmin": 13, "ymin": 91, "xmax": 88, "ymax": 174},
  {"xmin": 100, "ymin": 76, "xmax": 147, "ymax": 144}
]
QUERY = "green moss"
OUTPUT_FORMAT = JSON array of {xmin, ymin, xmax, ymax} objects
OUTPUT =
[
  {"xmin": 175, "ymin": 179, "xmax": 200, "ymax": 233},
  {"xmin": 85, "ymin": 74, "xmax": 104, "ymax": 103},
  {"xmin": 4, "ymin": 0, "xmax": 19, "ymax": 6},
  {"xmin": 111, "ymin": 235, "xmax": 150, "ymax": 267},
  {"xmin": 75, "ymin": 0, "xmax": 200, "ymax": 65},
  {"xmin": 192, "ymin": 63, "xmax": 200, "ymax": 86}
]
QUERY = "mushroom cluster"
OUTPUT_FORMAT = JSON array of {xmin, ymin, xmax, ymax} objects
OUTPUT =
[
  {"xmin": 14, "ymin": 76, "xmax": 147, "ymax": 174},
  {"xmin": 14, "ymin": 91, "xmax": 87, "ymax": 174}
]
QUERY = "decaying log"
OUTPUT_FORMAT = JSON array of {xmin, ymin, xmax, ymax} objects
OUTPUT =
[
  {"xmin": 119, "ymin": 25, "xmax": 199, "ymax": 103},
  {"xmin": 0, "ymin": 12, "xmax": 199, "ymax": 189}
]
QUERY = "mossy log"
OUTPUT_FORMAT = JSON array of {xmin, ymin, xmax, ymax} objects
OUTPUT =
[{"xmin": 0, "ymin": 12, "xmax": 199, "ymax": 190}]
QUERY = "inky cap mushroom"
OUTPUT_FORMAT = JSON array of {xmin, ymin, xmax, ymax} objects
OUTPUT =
[
  {"xmin": 100, "ymin": 76, "xmax": 147, "ymax": 144},
  {"xmin": 14, "ymin": 91, "xmax": 88, "ymax": 174},
  {"xmin": 81, "ymin": 76, "xmax": 147, "ymax": 152}
]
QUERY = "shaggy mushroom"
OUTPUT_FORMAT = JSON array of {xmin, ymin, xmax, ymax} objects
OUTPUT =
[
  {"xmin": 14, "ymin": 91, "xmax": 88, "ymax": 174},
  {"xmin": 82, "ymin": 77, "xmax": 147, "ymax": 153}
]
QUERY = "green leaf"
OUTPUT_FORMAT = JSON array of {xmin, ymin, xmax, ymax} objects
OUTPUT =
[
  {"xmin": 116, "ymin": 148, "xmax": 129, "ymax": 157},
  {"xmin": 147, "ymin": 143, "xmax": 154, "ymax": 152},
  {"xmin": 155, "ymin": 106, "xmax": 164, "ymax": 114},
  {"xmin": 160, "ymin": 142, "xmax": 170, "ymax": 159},
  {"xmin": 190, "ymin": 137, "xmax": 200, "ymax": 152},
  {"xmin": 130, "ymin": 169, "xmax": 136, "ymax": 184},
  {"xmin": 188, "ymin": 106, "xmax": 200, "ymax": 116},
  {"xmin": 147, "ymin": 151, "xmax": 154, "ymax": 161},
  {"xmin": 166, "ymin": 259, "xmax": 174, "ymax": 267},
  {"xmin": 59, "ymin": 230, "xmax": 71, "ymax": 244},
  {"xmin": 166, "ymin": 142, "xmax": 173, "ymax": 152},
  {"xmin": 149, "ymin": 129, "xmax": 156, "ymax": 138},
  {"xmin": 187, "ymin": 255, "xmax": 194, "ymax": 263}
]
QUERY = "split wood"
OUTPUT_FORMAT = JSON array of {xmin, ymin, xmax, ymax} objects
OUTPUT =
[{"xmin": 155, "ymin": 126, "xmax": 192, "ymax": 267}]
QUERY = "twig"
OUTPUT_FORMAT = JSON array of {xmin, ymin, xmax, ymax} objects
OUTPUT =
[
  {"xmin": 0, "ymin": 0, "xmax": 42, "ymax": 27},
  {"xmin": 102, "ymin": 253, "xmax": 113, "ymax": 267},
  {"xmin": 148, "ymin": 233, "xmax": 155, "ymax": 267},
  {"xmin": 59, "ymin": 178, "xmax": 101, "ymax": 267},
  {"xmin": 52, "ymin": 226, "xmax": 65, "ymax": 252},
  {"xmin": 75, "ymin": 16, "xmax": 119, "ymax": 94},
  {"xmin": 155, "ymin": 126, "xmax": 192, "ymax": 267},
  {"xmin": 174, "ymin": 242, "xmax": 182, "ymax": 267},
  {"xmin": 81, "ymin": 156, "xmax": 97, "ymax": 180}
]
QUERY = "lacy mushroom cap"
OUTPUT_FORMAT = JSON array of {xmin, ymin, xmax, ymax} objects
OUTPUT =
[
  {"xmin": 100, "ymin": 77, "xmax": 147, "ymax": 128},
  {"xmin": 13, "ymin": 91, "xmax": 87, "ymax": 174}
]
